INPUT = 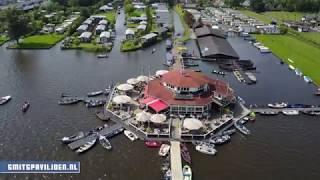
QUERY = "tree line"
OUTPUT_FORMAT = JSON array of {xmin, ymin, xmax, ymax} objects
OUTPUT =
[{"xmin": 226, "ymin": 0, "xmax": 320, "ymax": 13}]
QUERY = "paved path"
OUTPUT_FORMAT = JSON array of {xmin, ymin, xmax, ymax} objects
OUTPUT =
[{"xmin": 170, "ymin": 141, "xmax": 183, "ymax": 180}]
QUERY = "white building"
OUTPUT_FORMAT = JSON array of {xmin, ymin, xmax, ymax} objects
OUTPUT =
[
  {"xmin": 257, "ymin": 25, "xmax": 280, "ymax": 34},
  {"xmin": 79, "ymin": 32, "xmax": 92, "ymax": 42},
  {"xmin": 99, "ymin": 31, "xmax": 111, "ymax": 43},
  {"xmin": 125, "ymin": 29, "xmax": 135, "ymax": 39}
]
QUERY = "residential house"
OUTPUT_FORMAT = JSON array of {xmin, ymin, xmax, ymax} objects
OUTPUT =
[
  {"xmin": 79, "ymin": 32, "xmax": 92, "ymax": 42},
  {"xmin": 77, "ymin": 24, "xmax": 88, "ymax": 34},
  {"xmin": 125, "ymin": 29, "xmax": 135, "ymax": 40},
  {"xmin": 99, "ymin": 31, "xmax": 111, "ymax": 43},
  {"xmin": 238, "ymin": 24, "xmax": 256, "ymax": 33},
  {"xmin": 137, "ymin": 24, "xmax": 147, "ymax": 32},
  {"xmin": 257, "ymin": 25, "xmax": 280, "ymax": 34},
  {"xmin": 141, "ymin": 33, "xmax": 158, "ymax": 47},
  {"xmin": 96, "ymin": 25, "xmax": 106, "ymax": 35},
  {"xmin": 99, "ymin": 5, "xmax": 113, "ymax": 12}
]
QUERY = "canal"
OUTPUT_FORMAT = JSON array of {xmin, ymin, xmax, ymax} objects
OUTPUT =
[{"xmin": 0, "ymin": 7, "xmax": 320, "ymax": 180}]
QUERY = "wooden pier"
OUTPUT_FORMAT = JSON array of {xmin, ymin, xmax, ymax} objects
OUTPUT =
[
  {"xmin": 67, "ymin": 123, "xmax": 122, "ymax": 150},
  {"xmin": 170, "ymin": 141, "xmax": 183, "ymax": 180},
  {"xmin": 251, "ymin": 107, "xmax": 320, "ymax": 113}
]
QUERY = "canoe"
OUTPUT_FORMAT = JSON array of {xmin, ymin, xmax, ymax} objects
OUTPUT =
[
  {"xmin": 124, "ymin": 130, "xmax": 139, "ymax": 141},
  {"xmin": 145, "ymin": 141, "xmax": 162, "ymax": 148},
  {"xmin": 22, "ymin": 102, "xmax": 30, "ymax": 113},
  {"xmin": 159, "ymin": 144, "xmax": 170, "ymax": 157},
  {"xmin": 61, "ymin": 131, "xmax": 85, "ymax": 144},
  {"xmin": 0, "ymin": 95, "xmax": 11, "ymax": 105},
  {"xmin": 182, "ymin": 165, "xmax": 192, "ymax": 180},
  {"xmin": 75, "ymin": 137, "xmax": 97, "ymax": 153},
  {"xmin": 99, "ymin": 135, "xmax": 112, "ymax": 150}
]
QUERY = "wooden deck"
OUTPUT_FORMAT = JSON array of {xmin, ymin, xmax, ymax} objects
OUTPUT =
[{"xmin": 170, "ymin": 141, "xmax": 183, "ymax": 180}]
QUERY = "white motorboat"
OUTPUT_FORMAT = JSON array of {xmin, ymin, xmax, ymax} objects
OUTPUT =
[
  {"xmin": 97, "ymin": 54, "xmax": 108, "ymax": 58},
  {"xmin": 61, "ymin": 131, "xmax": 85, "ymax": 144},
  {"xmin": 209, "ymin": 135, "xmax": 231, "ymax": 145},
  {"xmin": 288, "ymin": 64, "xmax": 295, "ymax": 70},
  {"xmin": 234, "ymin": 121, "xmax": 251, "ymax": 135},
  {"xmin": 259, "ymin": 46, "xmax": 271, "ymax": 53},
  {"xmin": 159, "ymin": 144, "xmax": 170, "ymax": 157},
  {"xmin": 124, "ymin": 130, "xmax": 138, "ymax": 141},
  {"xmin": 282, "ymin": 110, "xmax": 299, "ymax": 115},
  {"xmin": 99, "ymin": 135, "xmax": 112, "ymax": 150},
  {"xmin": 87, "ymin": 91, "xmax": 103, "ymax": 97},
  {"xmin": 0, "ymin": 95, "xmax": 11, "ymax": 105},
  {"xmin": 182, "ymin": 165, "xmax": 192, "ymax": 180},
  {"xmin": 268, "ymin": 102, "xmax": 287, "ymax": 108},
  {"xmin": 295, "ymin": 69, "xmax": 303, "ymax": 76},
  {"xmin": 75, "ymin": 138, "xmax": 97, "ymax": 153},
  {"xmin": 303, "ymin": 76, "xmax": 313, "ymax": 83},
  {"xmin": 195, "ymin": 142, "xmax": 217, "ymax": 155}
]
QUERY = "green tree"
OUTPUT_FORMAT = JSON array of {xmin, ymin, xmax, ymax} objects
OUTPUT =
[
  {"xmin": 250, "ymin": 0, "xmax": 266, "ymax": 12},
  {"xmin": 5, "ymin": 8, "xmax": 31, "ymax": 44},
  {"xmin": 146, "ymin": 6, "xmax": 153, "ymax": 33},
  {"xmin": 80, "ymin": 7, "xmax": 90, "ymax": 18}
]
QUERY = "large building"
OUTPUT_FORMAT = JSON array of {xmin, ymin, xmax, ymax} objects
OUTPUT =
[
  {"xmin": 141, "ymin": 70, "xmax": 235, "ymax": 116},
  {"xmin": 195, "ymin": 26, "xmax": 239, "ymax": 60}
]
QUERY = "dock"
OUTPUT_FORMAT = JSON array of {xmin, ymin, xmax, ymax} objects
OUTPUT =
[
  {"xmin": 67, "ymin": 123, "xmax": 122, "ymax": 150},
  {"xmin": 251, "ymin": 107, "xmax": 320, "ymax": 113},
  {"xmin": 96, "ymin": 111, "xmax": 109, "ymax": 121},
  {"xmin": 170, "ymin": 141, "xmax": 183, "ymax": 180}
]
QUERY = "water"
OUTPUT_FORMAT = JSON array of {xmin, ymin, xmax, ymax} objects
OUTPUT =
[{"xmin": 0, "ymin": 8, "xmax": 320, "ymax": 180}]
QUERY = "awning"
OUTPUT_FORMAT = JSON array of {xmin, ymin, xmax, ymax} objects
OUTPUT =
[{"xmin": 140, "ymin": 97, "xmax": 168, "ymax": 113}]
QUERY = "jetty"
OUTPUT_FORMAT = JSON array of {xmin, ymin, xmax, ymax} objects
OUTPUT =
[
  {"xmin": 67, "ymin": 123, "xmax": 122, "ymax": 150},
  {"xmin": 251, "ymin": 107, "xmax": 320, "ymax": 113},
  {"xmin": 170, "ymin": 141, "xmax": 183, "ymax": 180}
]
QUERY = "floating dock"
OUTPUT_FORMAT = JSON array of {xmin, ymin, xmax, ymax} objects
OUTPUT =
[{"xmin": 170, "ymin": 141, "xmax": 183, "ymax": 180}]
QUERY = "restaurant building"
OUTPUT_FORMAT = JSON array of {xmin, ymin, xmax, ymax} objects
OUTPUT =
[{"xmin": 141, "ymin": 70, "xmax": 235, "ymax": 117}]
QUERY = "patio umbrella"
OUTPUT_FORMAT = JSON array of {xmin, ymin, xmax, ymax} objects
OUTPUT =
[
  {"xmin": 183, "ymin": 118, "xmax": 203, "ymax": 130},
  {"xmin": 150, "ymin": 114, "xmax": 166, "ymax": 123},
  {"xmin": 127, "ymin": 78, "xmax": 140, "ymax": 85},
  {"xmin": 137, "ymin": 75, "xmax": 149, "ymax": 82},
  {"xmin": 117, "ymin": 83, "xmax": 134, "ymax": 91},
  {"xmin": 135, "ymin": 111, "xmax": 151, "ymax": 122},
  {"xmin": 112, "ymin": 95, "xmax": 132, "ymax": 104},
  {"xmin": 156, "ymin": 70, "xmax": 169, "ymax": 76}
]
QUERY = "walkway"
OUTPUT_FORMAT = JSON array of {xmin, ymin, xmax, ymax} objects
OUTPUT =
[
  {"xmin": 170, "ymin": 141, "xmax": 183, "ymax": 180},
  {"xmin": 251, "ymin": 107, "xmax": 320, "ymax": 113}
]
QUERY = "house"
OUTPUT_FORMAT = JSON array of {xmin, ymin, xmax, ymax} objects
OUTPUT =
[
  {"xmin": 137, "ymin": 24, "xmax": 147, "ymax": 32},
  {"xmin": 140, "ymin": 21, "xmax": 147, "ymax": 25},
  {"xmin": 79, "ymin": 32, "xmax": 92, "ymax": 42},
  {"xmin": 238, "ymin": 24, "xmax": 256, "ymax": 33},
  {"xmin": 83, "ymin": 18, "xmax": 93, "ymax": 26},
  {"xmin": 98, "ymin": 19, "xmax": 108, "ymax": 26},
  {"xmin": 128, "ymin": 17, "xmax": 147, "ymax": 23},
  {"xmin": 41, "ymin": 23, "xmax": 55, "ymax": 33},
  {"xmin": 134, "ymin": 4, "xmax": 146, "ymax": 10},
  {"xmin": 99, "ymin": 31, "xmax": 111, "ymax": 43},
  {"xmin": 99, "ymin": 5, "xmax": 113, "ymax": 12},
  {"xmin": 77, "ymin": 24, "xmax": 88, "ymax": 34},
  {"xmin": 95, "ymin": 25, "xmax": 106, "ymax": 35},
  {"xmin": 125, "ymin": 29, "xmax": 135, "ymax": 40},
  {"xmin": 257, "ymin": 25, "xmax": 280, "ymax": 34},
  {"xmin": 55, "ymin": 27, "xmax": 65, "ymax": 34},
  {"xmin": 298, "ymin": 25, "xmax": 310, "ymax": 32},
  {"xmin": 141, "ymin": 33, "xmax": 158, "ymax": 47}
]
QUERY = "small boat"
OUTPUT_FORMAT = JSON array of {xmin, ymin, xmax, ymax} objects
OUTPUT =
[
  {"xmin": 75, "ymin": 138, "xmax": 97, "ymax": 153},
  {"xmin": 259, "ymin": 111, "xmax": 279, "ymax": 115},
  {"xmin": 303, "ymin": 76, "xmax": 313, "ymax": 83},
  {"xmin": 245, "ymin": 72, "xmax": 257, "ymax": 83},
  {"xmin": 0, "ymin": 95, "xmax": 11, "ymax": 105},
  {"xmin": 97, "ymin": 54, "xmax": 108, "ymax": 58},
  {"xmin": 22, "ymin": 102, "xmax": 30, "ymax": 113},
  {"xmin": 259, "ymin": 46, "xmax": 271, "ymax": 53},
  {"xmin": 86, "ymin": 100, "xmax": 106, "ymax": 108},
  {"xmin": 288, "ymin": 64, "xmax": 295, "ymax": 70},
  {"xmin": 159, "ymin": 144, "xmax": 170, "ymax": 156},
  {"xmin": 180, "ymin": 143, "xmax": 191, "ymax": 164},
  {"xmin": 209, "ymin": 135, "xmax": 231, "ymax": 145},
  {"xmin": 58, "ymin": 98, "xmax": 79, "ymax": 105},
  {"xmin": 211, "ymin": 69, "xmax": 226, "ymax": 75},
  {"xmin": 282, "ymin": 110, "xmax": 299, "ymax": 115},
  {"xmin": 145, "ymin": 141, "xmax": 162, "ymax": 148},
  {"xmin": 268, "ymin": 102, "xmax": 287, "ymax": 109},
  {"xmin": 302, "ymin": 110, "xmax": 320, "ymax": 116},
  {"xmin": 315, "ymin": 88, "xmax": 320, "ymax": 96},
  {"xmin": 105, "ymin": 127, "xmax": 124, "ymax": 138},
  {"xmin": 221, "ymin": 129, "xmax": 236, "ymax": 136},
  {"xmin": 195, "ymin": 142, "xmax": 217, "ymax": 155},
  {"xmin": 295, "ymin": 69, "xmax": 303, "ymax": 76},
  {"xmin": 105, "ymin": 85, "xmax": 112, "ymax": 95},
  {"xmin": 164, "ymin": 169, "xmax": 172, "ymax": 180},
  {"xmin": 61, "ymin": 131, "xmax": 86, "ymax": 144},
  {"xmin": 60, "ymin": 93, "xmax": 71, "ymax": 98},
  {"xmin": 234, "ymin": 121, "xmax": 250, "ymax": 135},
  {"xmin": 99, "ymin": 135, "xmax": 112, "ymax": 150},
  {"xmin": 182, "ymin": 165, "xmax": 192, "ymax": 180},
  {"xmin": 87, "ymin": 91, "xmax": 103, "ymax": 97},
  {"xmin": 152, "ymin": 48, "xmax": 156, "ymax": 54},
  {"xmin": 124, "ymin": 130, "xmax": 139, "ymax": 141}
]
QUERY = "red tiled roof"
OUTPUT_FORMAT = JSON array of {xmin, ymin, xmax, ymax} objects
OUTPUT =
[
  {"xmin": 143, "ymin": 70, "xmax": 235, "ymax": 106},
  {"xmin": 161, "ymin": 70, "xmax": 213, "ymax": 88}
]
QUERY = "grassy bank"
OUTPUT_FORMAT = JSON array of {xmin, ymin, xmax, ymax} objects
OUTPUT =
[
  {"xmin": 255, "ymin": 34, "xmax": 320, "ymax": 85},
  {"xmin": 0, "ymin": 35, "xmax": 9, "ymax": 45},
  {"xmin": 240, "ymin": 10, "xmax": 271, "ymax": 23},
  {"xmin": 174, "ymin": 4, "xmax": 190, "ymax": 42},
  {"xmin": 120, "ymin": 39, "xmax": 141, "ymax": 52},
  {"xmin": 240, "ymin": 10, "xmax": 307, "ymax": 24},
  {"xmin": 9, "ymin": 34, "xmax": 65, "ymax": 49}
]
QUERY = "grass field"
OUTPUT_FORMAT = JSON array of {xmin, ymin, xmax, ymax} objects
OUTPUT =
[
  {"xmin": 97, "ymin": 10, "xmax": 117, "ymax": 25},
  {"xmin": 299, "ymin": 32, "xmax": 320, "ymax": 46},
  {"xmin": 0, "ymin": 35, "xmax": 9, "ymax": 45},
  {"xmin": 240, "ymin": 10, "xmax": 271, "ymax": 23},
  {"xmin": 10, "ymin": 34, "xmax": 64, "ymax": 49},
  {"xmin": 240, "ymin": 10, "xmax": 307, "ymax": 24},
  {"xmin": 255, "ymin": 34, "xmax": 320, "ymax": 85}
]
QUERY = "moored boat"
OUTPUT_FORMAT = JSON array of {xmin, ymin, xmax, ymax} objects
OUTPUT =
[
  {"xmin": 182, "ymin": 165, "xmax": 192, "ymax": 180},
  {"xmin": 295, "ymin": 69, "xmax": 303, "ymax": 76},
  {"xmin": 87, "ymin": 91, "xmax": 103, "ymax": 97},
  {"xmin": 234, "ymin": 121, "xmax": 250, "ymax": 135},
  {"xmin": 303, "ymin": 76, "xmax": 313, "ymax": 83},
  {"xmin": 0, "ymin": 95, "xmax": 11, "ymax": 105},
  {"xmin": 124, "ymin": 130, "xmax": 139, "ymax": 141},
  {"xmin": 145, "ymin": 141, "xmax": 162, "ymax": 148},
  {"xmin": 302, "ymin": 110, "xmax": 320, "ymax": 116},
  {"xmin": 288, "ymin": 64, "xmax": 295, "ymax": 70},
  {"xmin": 315, "ymin": 88, "xmax": 320, "ymax": 96},
  {"xmin": 282, "ymin": 109, "xmax": 299, "ymax": 115},
  {"xmin": 97, "ymin": 54, "xmax": 109, "ymax": 58},
  {"xmin": 22, "ymin": 101, "xmax": 30, "ymax": 113},
  {"xmin": 58, "ymin": 98, "xmax": 80, "ymax": 105},
  {"xmin": 209, "ymin": 135, "xmax": 231, "ymax": 145},
  {"xmin": 221, "ymin": 129, "xmax": 236, "ymax": 136},
  {"xmin": 99, "ymin": 135, "xmax": 112, "ymax": 150},
  {"xmin": 268, "ymin": 102, "xmax": 287, "ymax": 108},
  {"xmin": 159, "ymin": 144, "xmax": 171, "ymax": 157},
  {"xmin": 180, "ymin": 143, "xmax": 191, "ymax": 164},
  {"xmin": 86, "ymin": 100, "xmax": 106, "ymax": 108},
  {"xmin": 259, "ymin": 111, "xmax": 279, "ymax": 115},
  {"xmin": 195, "ymin": 142, "xmax": 217, "ymax": 155},
  {"xmin": 75, "ymin": 137, "xmax": 97, "ymax": 154},
  {"xmin": 105, "ymin": 127, "xmax": 124, "ymax": 138},
  {"xmin": 61, "ymin": 131, "xmax": 85, "ymax": 144}
]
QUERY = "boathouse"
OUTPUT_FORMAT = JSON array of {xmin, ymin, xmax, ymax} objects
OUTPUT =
[
  {"xmin": 141, "ymin": 70, "xmax": 235, "ymax": 116},
  {"xmin": 195, "ymin": 26, "xmax": 239, "ymax": 60}
]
